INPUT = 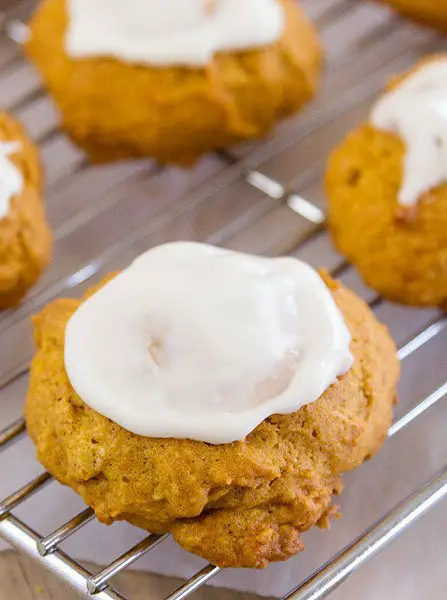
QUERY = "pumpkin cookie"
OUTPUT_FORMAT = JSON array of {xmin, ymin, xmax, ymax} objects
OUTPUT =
[
  {"xmin": 25, "ymin": 0, "xmax": 322, "ymax": 166},
  {"xmin": 377, "ymin": 0, "xmax": 447, "ymax": 31},
  {"xmin": 326, "ymin": 56, "xmax": 447, "ymax": 307},
  {"xmin": 0, "ymin": 112, "xmax": 52, "ymax": 309},
  {"xmin": 26, "ymin": 244, "xmax": 398, "ymax": 568}
]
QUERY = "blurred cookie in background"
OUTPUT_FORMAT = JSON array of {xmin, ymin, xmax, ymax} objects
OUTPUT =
[
  {"xmin": 326, "ymin": 56, "xmax": 447, "ymax": 308},
  {"xmin": 26, "ymin": 0, "xmax": 322, "ymax": 166},
  {"xmin": 377, "ymin": 0, "xmax": 447, "ymax": 30},
  {"xmin": 0, "ymin": 112, "xmax": 52, "ymax": 309}
]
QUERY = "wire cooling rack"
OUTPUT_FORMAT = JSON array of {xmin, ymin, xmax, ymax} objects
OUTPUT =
[{"xmin": 0, "ymin": 0, "xmax": 446, "ymax": 599}]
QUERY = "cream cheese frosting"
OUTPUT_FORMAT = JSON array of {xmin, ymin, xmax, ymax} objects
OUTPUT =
[
  {"xmin": 64, "ymin": 243, "xmax": 353, "ymax": 444},
  {"xmin": 65, "ymin": 0, "xmax": 285, "ymax": 67},
  {"xmin": 0, "ymin": 142, "xmax": 23, "ymax": 219},
  {"xmin": 371, "ymin": 59, "xmax": 447, "ymax": 207}
]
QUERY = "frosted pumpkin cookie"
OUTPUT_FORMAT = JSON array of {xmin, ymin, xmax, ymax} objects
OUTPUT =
[
  {"xmin": 26, "ymin": 242, "xmax": 399, "ymax": 568},
  {"xmin": 0, "ymin": 112, "xmax": 52, "ymax": 309},
  {"xmin": 377, "ymin": 0, "xmax": 447, "ymax": 30},
  {"xmin": 25, "ymin": 0, "xmax": 322, "ymax": 166},
  {"xmin": 326, "ymin": 57, "xmax": 447, "ymax": 308}
]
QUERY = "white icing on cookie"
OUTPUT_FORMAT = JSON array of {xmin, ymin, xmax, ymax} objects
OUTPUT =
[
  {"xmin": 66, "ymin": 0, "xmax": 285, "ymax": 67},
  {"xmin": 64, "ymin": 242, "xmax": 353, "ymax": 444},
  {"xmin": 0, "ymin": 142, "xmax": 23, "ymax": 219},
  {"xmin": 371, "ymin": 59, "xmax": 447, "ymax": 207}
]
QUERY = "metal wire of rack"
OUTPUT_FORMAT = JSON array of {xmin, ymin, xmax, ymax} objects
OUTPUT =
[{"xmin": 0, "ymin": 0, "xmax": 446, "ymax": 599}]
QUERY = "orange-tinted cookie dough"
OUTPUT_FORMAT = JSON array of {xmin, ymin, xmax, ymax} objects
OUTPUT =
[
  {"xmin": 326, "ymin": 58, "xmax": 447, "ymax": 308},
  {"xmin": 25, "ymin": 0, "xmax": 322, "ymax": 166},
  {"xmin": 377, "ymin": 0, "xmax": 447, "ymax": 31},
  {"xmin": 25, "ymin": 272, "xmax": 399, "ymax": 568},
  {"xmin": 0, "ymin": 112, "xmax": 52, "ymax": 309}
]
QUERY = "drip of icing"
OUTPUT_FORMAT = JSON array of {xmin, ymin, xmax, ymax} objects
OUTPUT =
[
  {"xmin": 0, "ymin": 142, "xmax": 23, "ymax": 219},
  {"xmin": 65, "ymin": 0, "xmax": 285, "ymax": 67},
  {"xmin": 64, "ymin": 242, "xmax": 353, "ymax": 444},
  {"xmin": 371, "ymin": 59, "xmax": 447, "ymax": 207}
]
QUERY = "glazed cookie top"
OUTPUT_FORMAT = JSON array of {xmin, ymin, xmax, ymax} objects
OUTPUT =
[
  {"xmin": 370, "ymin": 57, "xmax": 447, "ymax": 207},
  {"xmin": 0, "ymin": 141, "xmax": 24, "ymax": 219},
  {"xmin": 0, "ymin": 111, "xmax": 43, "ymax": 221},
  {"xmin": 64, "ymin": 243, "xmax": 353, "ymax": 444},
  {"xmin": 66, "ymin": 0, "xmax": 285, "ymax": 67}
]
